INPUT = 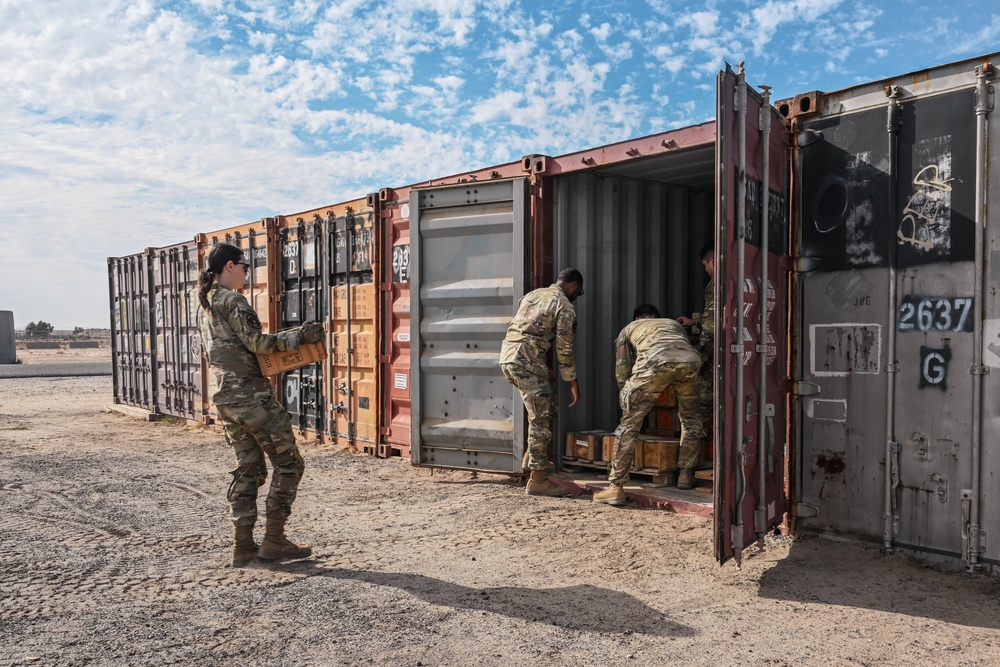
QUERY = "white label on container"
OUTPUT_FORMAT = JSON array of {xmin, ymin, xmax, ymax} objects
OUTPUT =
[
  {"xmin": 398, "ymin": 332, "xmax": 410, "ymax": 343},
  {"xmin": 809, "ymin": 323, "xmax": 881, "ymax": 377},
  {"xmin": 985, "ymin": 319, "xmax": 1000, "ymax": 365},
  {"xmin": 576, "ymin": 439, "xmax": 587, "ymax": 447},
  {"xmin": 400, "ymin": 203, "xmax": 410, "ymax": 219},
  {"xmin": 394, "ymin": 373, "xmax": 408, "ymax": 390}
]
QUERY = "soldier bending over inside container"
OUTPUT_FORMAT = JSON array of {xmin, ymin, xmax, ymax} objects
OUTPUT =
[
  {"xmin": 500, "ymin": 268, "xmax": 584, "ymax": 497},
  {"xmin": 594, "ymin": 305, "xmax": 707, "ymax": 506},
  {"xmin": 197, "ymin": 242, "xmax": 325, "ymax": 567}
]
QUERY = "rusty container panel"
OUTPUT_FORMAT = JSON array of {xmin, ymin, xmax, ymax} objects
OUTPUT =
[
  {"xmin": 277, "ymin": 215, "xmax": 327, "ymax": 438},
  {"xmin": 108, "ymin": 251, "xmax": 156, "ymax": 412},
  {"xmin": 196, "ymin": 219, "xmax": 278, "ymax": 424},
  {"xmin": 378, "ymin": 186, "xmax": 413, "ymax": 458},
  {"xmin": 791, "ymin": 53, "xmax": 999, "ymax": 565},
  {"xmin": 149, "ymin": 241, "xmax": 205, "ymax": 422},
  {"xmin": 319, "ymin": 197, "xmax": 379, "ymax": 452}
]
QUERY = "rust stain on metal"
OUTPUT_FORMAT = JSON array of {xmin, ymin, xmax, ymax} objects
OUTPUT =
[{"xmin": 814, "ymin": 454, "xmax": 846, "ymax": 475}]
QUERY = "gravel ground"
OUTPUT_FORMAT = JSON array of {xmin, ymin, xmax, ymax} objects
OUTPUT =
[{"xmin": 2, "ymin": 372, "xmax": 1000, "ymax": 666}]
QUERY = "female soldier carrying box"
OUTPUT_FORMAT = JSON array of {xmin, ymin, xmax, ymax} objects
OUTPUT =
[{"xmin": 197, "ymin": 242, "xmax": 325, "ymax": 567}]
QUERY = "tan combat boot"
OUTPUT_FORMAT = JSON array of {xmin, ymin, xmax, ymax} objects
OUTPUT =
[
  {"xmin": 677, "ymin": 468, "xmax": 695, "ymax": 490},
  {"xmin": 525, "ymin": 470, "xmax": 571, "ymax": 497},
  {"xmin": 232, "ymin": 524, "xmax": 257, "ymax": 568},
  {"xmin": 257, "ymin": 519, "xmax": 313, "ymax": 561},
  {"xmin": 593, "ymin": 483, "xmax": 626, "ymax": 506}
]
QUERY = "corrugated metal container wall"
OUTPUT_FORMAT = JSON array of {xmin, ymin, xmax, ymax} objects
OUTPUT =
[
  {"xmin": 277, "ymin": 215, "xmax": 327, "ymax": 437},
  {"xmin": 149, "ymin": 241, "xmax": 205, "ymax": 422},
  {"xmin": 409, "ymin": 178, "xmax": 531, "ymax": 472},
  {"xmin": 379, "ymin": 162, "xmax": 531, "ymax": 464},
  {"xmin": 548, "ymin": 165, "xmax": 715, "ymax": 443},
  {"xmin": 197, "ymin": 219, "xmax": 278, "ymax": 424},
  {"xmin": 378, "ymin": 185, "xmax": 413, "ymax": 458},
  {"xmin": 328, "ymin": 197, "xmax": 379, "ymax": 452},
  {"xmin": 108, "ymin": 252, "xmax": 156, "ymax": 411},
  {"xmin": 785, "ymin": 53, "xmax": 999, "ymax": 568}
]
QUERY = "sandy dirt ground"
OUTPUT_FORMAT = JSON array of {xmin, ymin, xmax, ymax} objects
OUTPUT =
[
  {"xmin": 2, "ymin": 361, "xmax": 1000, "ymax": 665},
  {"xmin": 12, "ymin": 346, "xmax": 112, "ymax": 365}
]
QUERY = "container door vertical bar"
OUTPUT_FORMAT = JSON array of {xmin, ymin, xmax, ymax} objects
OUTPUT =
[
  {"xmin": 410, "ymin": 179, "xmax": 529, "ymax": 472},
  {"xmin": 715, "ymin": 63, "xmax": 790, "ymax": 565}
]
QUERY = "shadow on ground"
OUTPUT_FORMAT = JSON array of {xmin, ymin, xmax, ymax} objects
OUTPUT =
[
  {"xmin": 756, "ymin": 536, "xmax": 1000, "ymax": 629},
  {"xmin": 267, "ymin": 561, "xmax": 694, "ymax": 637}
]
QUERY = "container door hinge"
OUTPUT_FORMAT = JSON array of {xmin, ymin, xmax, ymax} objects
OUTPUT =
[
  {"xmin": 970, "ymin": 364, "xmax": 990, "ymax": 376},
  {"xmin": 792, "ymin": 381, "xmax": 821, "ymax": 396},
  {"xmin": 975, "ymin": 82, "xmax": 995, "ymax": 113},
  {"xmin": 780, "ymin": 255, "xmax": 821, "ymax": 273},
  {"xmin": 795, "ymin": 502, "xmax": 819, "ymax": 518}
]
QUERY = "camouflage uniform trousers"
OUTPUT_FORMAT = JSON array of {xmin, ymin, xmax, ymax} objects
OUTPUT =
[
  {"xmin": 609, "ymin": 358, "xmax": 707, "ymax": 486},
  {"xmin": 216, "ymin": 395, "xmax": 305, "ymax": 527},
  {"xmin": 500, "ymin": 362, "xmax": 556, "ymax": 471}
]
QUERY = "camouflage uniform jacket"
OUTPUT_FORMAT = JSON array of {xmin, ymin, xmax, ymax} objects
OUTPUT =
[
  {"xmin": 499, "ymin": 284, "xmax": 577, "ymax": 381},
  {"xmin": 700, "ymin": 277, "xmax": 715, "ymax": 356},
  {"xmin": 198, "ymin": 286, "xmax": 301, "ymax": 406},
  {"xmin": 614, "ymin": 318, "xmax": 698, "ymax": 390}
]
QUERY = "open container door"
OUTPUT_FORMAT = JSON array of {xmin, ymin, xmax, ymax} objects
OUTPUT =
[
  {"xmin": 714, "ymin": 63, "xmax": 791, "ymax": 565},
  {"xmin": 410, "ymin": 179, "xmax": 530, "ymax": 472}
]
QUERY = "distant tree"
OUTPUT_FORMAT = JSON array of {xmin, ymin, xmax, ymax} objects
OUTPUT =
[
  {"xmin": 73, "ymin": 326, "xmax": 85, "ymax": 335},
  {"xmin": 25, "ymin": 321, "xmax": 54, "ymax": 337}
]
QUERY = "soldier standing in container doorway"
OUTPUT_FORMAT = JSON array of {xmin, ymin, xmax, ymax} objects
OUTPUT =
[
  {"xmin": 677, "ymin": 243, "xmax": 715, "ymax": 489},
  {"xmin": 500, "ymin": 268, "xmax": 585, "ymax": 497},
  {"xmin": 593, "ymin": 304, "xmax": 707, "ymax": 505},
  {"xmin": 197, "ymin": 242, "xmax": 326, "ymax": 567}
]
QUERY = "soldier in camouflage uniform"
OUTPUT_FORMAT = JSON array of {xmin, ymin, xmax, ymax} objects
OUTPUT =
[
  {"xmin": 500, "ymin": 268, "xmax": 584, "ymax": 497},
  {"xmin": 197, "ymin": 243, "xmax": 325, "ymax": 566},
  {"xmin": 594, "ymin": 305, "xmax": 707, "ymax": 505},
  {"xmin": 678, "ymin": 243, "xmax": 715, "ymax": 486}
]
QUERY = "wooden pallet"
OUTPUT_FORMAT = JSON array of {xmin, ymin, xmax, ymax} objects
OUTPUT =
[{"xmin": 563, "ymin": 457, "xmax": 678, "ymax": 486}]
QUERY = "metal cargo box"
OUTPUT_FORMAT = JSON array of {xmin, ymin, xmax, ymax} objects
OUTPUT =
[
  {"xmin": 196, "ymin": 219, "xmax": 278, "ymax": 424},
  {"xmin": 783, "ymin": 52, "xmax": 1000, "ymax": 570},
  {"xmin": 149, "ymin": 241, "xmax": 205, "ymax": 422},
  {"xmin": 108, "ymin": 251, "xmax": 156, "ymax": 412}
]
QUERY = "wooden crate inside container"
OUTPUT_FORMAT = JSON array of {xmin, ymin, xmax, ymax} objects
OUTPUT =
[
  {"xmin": 637, "ymin": 435, "xmax": 679, "ymax": 471},
  {"xmin": 646, "ymin": 406, "xmax": 679, "ymax": 436},
  {"xmin": 564, "ymin": 430, "xmax": 608, "ymax": 461},
  {"xmin": 655, "ymin": 385, "xmax": 676, "ymax": 407},
  {"xmin": 601, "ymin": 433, "xmax": 617, "ymax": 462}
]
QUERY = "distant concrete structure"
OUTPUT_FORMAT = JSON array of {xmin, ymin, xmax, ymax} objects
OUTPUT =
[{"xmin": 0, "ymin": 311, "xmax": 15, "ymax": 364}]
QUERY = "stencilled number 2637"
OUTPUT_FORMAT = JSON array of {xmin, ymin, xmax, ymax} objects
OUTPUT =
[{"xmin": 898, "ymin": 297, "xmax": 973, "ymax": 333}]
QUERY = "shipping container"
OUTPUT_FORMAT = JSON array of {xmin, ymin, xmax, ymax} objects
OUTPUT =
[
  {"xmin": 276, "ymin": 195, "xmax": 379, "ymax": 448},
  {"xmin": 378, "ymin": 160, "xmax": 531, "ymax": 463},
  {"xmin": 149, "ymin": 241, "xmax": 205, "ymax": 422},
  {"xmin": 196, "ymin": 219, "xmax": 279, "ymax": 424},
  {"xmin": 779, "ymin": 52, "xmax": 1000, "ymax": 570},
  {"xmin": 277, "ymin": 213, "xmax": 327, "ymax": 437},
  {"xmin": 108, "ymin": 251, "xmax": 156, "ymax": 412}
]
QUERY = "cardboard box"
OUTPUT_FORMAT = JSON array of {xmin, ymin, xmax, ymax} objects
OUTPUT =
[
  {"xmin": 564, "ymin": 430, "xmax": 607, "ymax": 461},
  {"xmin": 638, "ymin": 435, "xmax": 679, "ymax": 471},
  {"xmin": 257, "ymin": 340, "xmax": 328, "ymax": 377}
]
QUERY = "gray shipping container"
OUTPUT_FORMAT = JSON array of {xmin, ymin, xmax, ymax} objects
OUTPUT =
[
  {"xmin": 0, "ymin": 311, "xmax": 15, "ymax": 364},
  {"xmin": 787, "ymin": 52, "xmax": 1000, "ymax": 570}
]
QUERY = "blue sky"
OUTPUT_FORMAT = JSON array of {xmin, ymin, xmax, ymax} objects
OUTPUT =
[{"xmin": 1, "ymin": 0, "xmax": 998, "ymax": 328}]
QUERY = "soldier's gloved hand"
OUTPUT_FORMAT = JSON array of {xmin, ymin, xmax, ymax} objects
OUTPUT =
[{"xmin": 299, "ymin": 321, "xmax": 325, "ymax": 344}]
